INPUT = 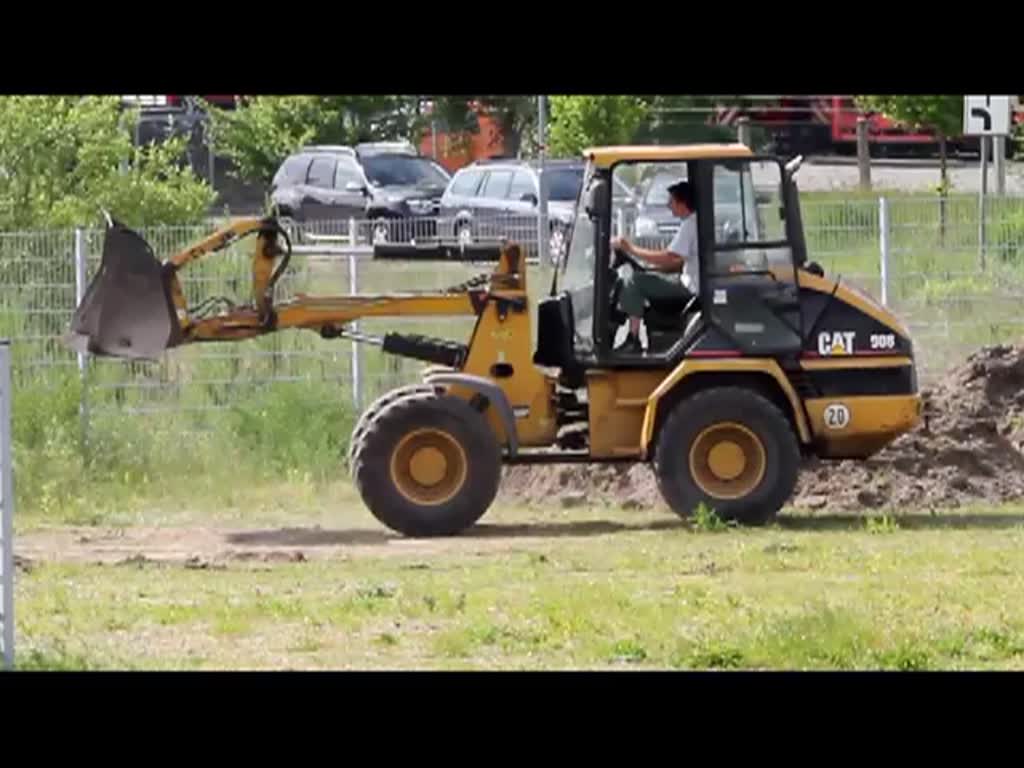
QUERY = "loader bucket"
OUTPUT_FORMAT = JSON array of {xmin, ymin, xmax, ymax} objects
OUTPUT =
[{"xmin": 66, "ymin": 221, "xmax": 183, "ymax": 360}]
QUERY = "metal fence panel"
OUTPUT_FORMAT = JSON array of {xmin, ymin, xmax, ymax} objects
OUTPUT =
[{"xmin": 2, "ymin": 199, "xmax": 1024, "ymax": 431}]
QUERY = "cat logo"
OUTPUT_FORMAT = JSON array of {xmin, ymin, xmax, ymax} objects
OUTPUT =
[
  {"xmin": 491, "ymin": 329, "xmax": 513, "ymax": 342},
  {"xmin": 818, "ymin": 331, "xmax": 856, "ymax": 356}
]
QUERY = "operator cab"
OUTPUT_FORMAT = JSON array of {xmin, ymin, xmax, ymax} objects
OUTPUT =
[{"xmin": 534, "ymin": 145, "xmax": 809, "ymax": 382}]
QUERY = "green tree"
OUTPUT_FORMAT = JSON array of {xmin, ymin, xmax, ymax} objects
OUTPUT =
[
  {"xmin": 0, "ymin": 96, "xmax": 214, "ymax": 230},
  {"xmin": 854, "ymin": 95, "xmax": 962, "ymax": 193},
  {"xmin": 633, "ymin": 95, "xmax": 740, "ymax": 145},
  {"xmin": 547, "ymin": 95, "xmax": 649, "ymax": 157},
  {"xmin": 207, "ymin": 96, "xmax": 436, "ymax": 184}
]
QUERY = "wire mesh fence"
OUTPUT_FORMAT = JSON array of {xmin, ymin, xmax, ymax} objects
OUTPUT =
[{"xmin": 2, "ymin": 196, "xmax": 1024, "ymax": 431}]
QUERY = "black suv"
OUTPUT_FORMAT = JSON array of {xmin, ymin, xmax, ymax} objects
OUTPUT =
[{"xmin": 270, "ymin": 142, "xmax": 451, "ymax": 241}]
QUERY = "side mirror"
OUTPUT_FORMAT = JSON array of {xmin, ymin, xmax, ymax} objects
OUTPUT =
[
  {"xmin": 345, "ymin": 181, "xmax": 368, "ymax": 195},
  {"xmin": 521, "ymin": 192, "xmax": 538, "ymax": 206},
  {"xmin": 586, "ymin": 179, "xmax": 609, "ymax": 219}
]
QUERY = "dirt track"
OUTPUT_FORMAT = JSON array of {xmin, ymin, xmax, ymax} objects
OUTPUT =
[{"xmin": 15, "ymin": 514, "xmax": 685, "ymax": 569}]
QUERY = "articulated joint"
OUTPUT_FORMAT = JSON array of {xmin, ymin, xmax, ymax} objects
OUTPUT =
[{"xmin": 424, "ymin": 372, "xmax": 519, "ymax": 457}]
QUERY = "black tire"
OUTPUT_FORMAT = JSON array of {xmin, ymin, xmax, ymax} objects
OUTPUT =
[
  {"xmin": 371, "ymin": 217, "xmax": 392, "ymax": 244},
  {"xmin": 352, "ymin": 393, "xmax": 502, "ymax": 537},
  {"xmin": 653, "ymin": 386, "xmax": 799, "ymax": 526},
  {"xmin": 347, "ymin": 384, "xmax": 435, "ymax": 468}
]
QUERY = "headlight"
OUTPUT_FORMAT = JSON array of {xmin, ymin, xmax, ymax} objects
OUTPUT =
[
  {"xmin": 407, "ymin": 199, "xmax": 434, "ymax": 213},
  {"xmin": 634, "ymin": 216, "xmax": 657, "ymax": 237}
]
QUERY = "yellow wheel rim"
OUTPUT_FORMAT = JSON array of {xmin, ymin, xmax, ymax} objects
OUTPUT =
[
  {"xmin": 688, "ymin": 422, "xmax": 766, "ymax": 500},
  {"xmin": 390, "ymin": 428, "xmax": 468, "ymax": 506}
]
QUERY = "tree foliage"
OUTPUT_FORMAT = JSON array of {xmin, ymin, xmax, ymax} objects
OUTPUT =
[
  {"xmin": 855, "ymin": 95, "xmax": 963, "ymax": 193},
  {"xmin": 0, "ymin": 96, "xmax": 214, "ymax": 230},
  {"xmin": 547, "ymin": 96, "xmax": 649, "ymax": 157},
  {"xmin": 207, "ymin": 95, "xmax": 547, "ymax": 182},
  {"xmin": 853, "ymin": 95, "xmax": 963, "ymax": 138},
  {"xmin": 634, "ymin": 95, "xmax": 740, "ymax": 145},
  {"xmin": 206, "ymin": 96, "xmax": 425, "ymax": 183}
]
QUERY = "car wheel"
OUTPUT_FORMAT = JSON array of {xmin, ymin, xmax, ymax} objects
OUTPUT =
[
  {"xmin": 372, "ymin": 218, "xmax": 391, "ymax": 245},
  {"xmin": 456, "ymin": 220, "xmax": 474, "ymax": 246},
  {"xmin": 548, "ymin": 224, "xmax": 567, "ymax": 266}
]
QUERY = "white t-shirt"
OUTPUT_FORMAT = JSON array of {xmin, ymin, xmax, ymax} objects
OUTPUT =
[{"xmin": 667, "ymin": 213, "xmax": 699, "ymax": 294}]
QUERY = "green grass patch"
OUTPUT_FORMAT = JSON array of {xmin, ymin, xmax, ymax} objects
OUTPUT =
[{"xmin": 13, "ymin": 504, "xmax": 1024, "ymax": 670}]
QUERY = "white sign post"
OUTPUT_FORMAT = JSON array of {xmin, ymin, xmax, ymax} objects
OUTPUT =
[{"xmin": 964, "ymin": 96, "xmax": 1017, "ymax": 268}]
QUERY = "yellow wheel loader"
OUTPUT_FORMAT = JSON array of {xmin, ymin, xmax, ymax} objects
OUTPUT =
[{"xmin": 68, "ymin": 144, "xmax": 922, "ymax": 536}]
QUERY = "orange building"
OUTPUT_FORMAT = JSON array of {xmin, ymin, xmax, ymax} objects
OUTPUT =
[{"xmin": 418, "ymin": 107, "xmax": 508, "ymax": 172}]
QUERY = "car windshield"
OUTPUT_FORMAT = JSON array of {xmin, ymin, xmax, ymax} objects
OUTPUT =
[
  {"xmin": 362, "ymin": 154, "xmax": 450, "ymax": 188},
  {"xmin": 642, "ymin": 174, "xmax": 679, "ymax": 205},
  {"xmin": 546, "ymin": 168, "xmax": 584, "ymax": 201},
  {"xmin": 642, "ymin": 170, "xmax": 743, "ymax": 206}
]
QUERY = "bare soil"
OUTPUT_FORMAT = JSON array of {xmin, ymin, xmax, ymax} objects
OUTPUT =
[{"xmin": 501, "ymin": 344, "xmax": 1024, "ymax": 513}]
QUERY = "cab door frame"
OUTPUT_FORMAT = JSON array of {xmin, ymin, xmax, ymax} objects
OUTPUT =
[{"xmin": 692, "ymin": 157, "xmax": 805, "ymax": 357}]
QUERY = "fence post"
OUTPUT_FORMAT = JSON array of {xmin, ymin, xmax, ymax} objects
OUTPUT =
[
  {"xmin": 1, "ymin": 339, "xmax": 14, "ymax": 670},
  {"xmin": 348, "ymin": 218, "xmax": 363, "ymax": 411},
  {"xmin": 995, "ymin": 135, "xmax": 1006, "ymax": 196},
  {"xmin": 857, "ymin": 117, "xmax": 872, "ymax": 191},
  {"xmin": 74, "ymin": 228, "xmax": 90, "ymax": 448},
  {"xmin": 980, "ymin": 136, "xmax": 989, "ymax": 270},
  {"xmin": 878, "ymin": 196, "xmax": 890, "ymax": 307},
  {"xmin": 207, "ymin": 123, "xmax": 216, "ymax": 195},
  {"xmin": 737, "ymin": 117, "xmax": 752, "ymax": 149}
]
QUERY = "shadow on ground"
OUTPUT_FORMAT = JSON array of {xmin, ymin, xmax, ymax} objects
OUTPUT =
[
  {"xmin": 224, "ymin": 511, "xmax": 1024, "ymax": 548},
  {"xmin": 224, "ymin": 518, "xmax": 685, "ymax": 547},
  {"xmin": 226, "ymin": 528, "xmax": 394, "ymax": 547},
  {"xmin": 778, "ymin": 512, "xmax": 1024, "ymax": 532}
]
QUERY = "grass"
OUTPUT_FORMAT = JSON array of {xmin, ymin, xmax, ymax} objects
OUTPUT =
[
  {"xmin": 11, "ymin": 499, "xmax": 1024, "ymax": 670},
  {"xmin": 10, "ymin": 368, "xmax": 358, "ymax": 529},
  {"xmin": 5, "ymin": 197, "xmax": 1024, "ymax": 670}
]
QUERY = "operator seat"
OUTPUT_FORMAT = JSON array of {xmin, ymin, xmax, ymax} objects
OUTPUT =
[{"xmin": 645, "ymin": 293, "xmax": 699, "ymax": 333}]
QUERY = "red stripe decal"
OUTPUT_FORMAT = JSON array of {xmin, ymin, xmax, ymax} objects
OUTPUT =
[
  {"xmin": 689, "ymin": 349, "xmax": 740, "ymax": 357},
  {"xmin": 801, "ymin": 351, "xmax": 903, "ymax": 359}
]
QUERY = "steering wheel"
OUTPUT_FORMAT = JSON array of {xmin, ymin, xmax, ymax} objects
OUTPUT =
[{"xmin": 612, "ymin": 247, "xmax": 649, "ymax": 272}]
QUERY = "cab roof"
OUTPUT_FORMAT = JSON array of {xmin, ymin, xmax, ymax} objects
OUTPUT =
[{"xmin": 583, "ymin": 143, "xmax": 754, "ymax": 168}]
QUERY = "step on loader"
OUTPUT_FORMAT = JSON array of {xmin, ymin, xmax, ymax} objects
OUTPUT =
[{"xmin": 68, "ymin": 143, "xmax": 923, "ymax": 536}]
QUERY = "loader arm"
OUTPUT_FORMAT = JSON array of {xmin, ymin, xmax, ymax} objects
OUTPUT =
[
  {"xmin": 184, "ymin": 293, "xmax": 479, "ymax": 343},
  {"xmin": 68, "ymin": 215, "xmax": 516, "ymax": 360}
]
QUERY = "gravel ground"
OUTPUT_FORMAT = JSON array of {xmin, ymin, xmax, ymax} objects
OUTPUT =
[{"xmin": 787, "ymin": 157, "xmax": 1024, "ymax": 195}]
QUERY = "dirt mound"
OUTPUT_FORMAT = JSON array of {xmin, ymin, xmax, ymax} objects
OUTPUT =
[{"xmin": 500, "ymin": 344, "xmax": 1024, "ymax": 513}]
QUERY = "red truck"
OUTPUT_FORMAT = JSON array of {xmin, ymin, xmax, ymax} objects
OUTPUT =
[{"xmin": 712, "ymin": 95, "xmax": 1020, "ymax": 158}]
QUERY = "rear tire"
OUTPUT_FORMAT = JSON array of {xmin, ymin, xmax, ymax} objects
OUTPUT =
[
  {"xmin": 653, "ymin": 386, "xmax": 799, "ymax": 526},
  {"xmin": 352, "ymin": 393, "xmax": 502, "ymax": 537}
]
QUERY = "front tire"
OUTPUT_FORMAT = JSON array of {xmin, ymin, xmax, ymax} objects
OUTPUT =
[
  {"xmin": 653, "ymin": 387, "xmax": 799, "ymax": 526},
  {"xmin": 455, "ymin": 219, "xmax": 474, "ymax": 246},
  {"xmin": 352, "ymin": 393, "xmax": 502, "ymax": 537},
  {"xmin": 347, "ymin": 384, "xmax": 436, "ymax": 467}
]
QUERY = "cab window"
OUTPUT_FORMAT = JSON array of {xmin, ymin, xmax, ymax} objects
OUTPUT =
[{"xmin": 710, "ymin": 160, "xmax": 791, "ymax": 274}]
